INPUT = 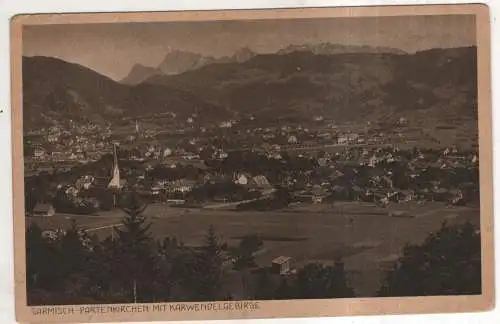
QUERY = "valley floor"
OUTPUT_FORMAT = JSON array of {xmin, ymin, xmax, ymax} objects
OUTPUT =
[{"xmin": 26, "ymin": 201, "xmax": 480, "ymax": 297}]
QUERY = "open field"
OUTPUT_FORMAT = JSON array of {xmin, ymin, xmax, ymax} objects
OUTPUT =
[{"xmin": 26, "ymin": 201, "xmax": 480, "ymax": 296}]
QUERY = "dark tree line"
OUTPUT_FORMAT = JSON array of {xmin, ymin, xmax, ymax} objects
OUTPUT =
[
  {"xmin": 378, "ymin": 220, "xmax": 481, "ymax": 296},
  {"xmin": 188, "ymin": 182, "xmax": 260, "ymax": 204},
  {"xmin": 253, "ymin": 260, "xmax": 355, "ymax": 300},
  {"xmin": 26, "ymin": 193, "xmax": 481, "ymax": 304}
]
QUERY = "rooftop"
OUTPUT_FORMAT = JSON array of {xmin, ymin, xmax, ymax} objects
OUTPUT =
[{"xmin": 272, "ymin": 256, "xmax": 292, "ymax": 264}]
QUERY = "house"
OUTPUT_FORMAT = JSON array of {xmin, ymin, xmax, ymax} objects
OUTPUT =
[
  {"xmin": 268, "ymin": 152, "xmax": 283, "ymax": 160},
  {"xmin": 449, "ymin": 190, "xmax": 465, "ymax": 206},
  {"xmin": 288, "ymin": 135, "xmax": 298, "ymax": 144},
  {"xmin": 271, "ymin": 256, "xmax": 293, "ymax": 275},
  {"xmin": 378, "ymin": 196, "xmax": 390, "ymax": 206},
  {"xmin": 32, "ymin": 203, "xmax": 55, "ymax": 217},
  {"xmin": 75, "ymin": 197, "xmax": 100, "ymax": 210},
  {"xmin": 75, "ymin": 175, "xmax": 95, "ymax": 190},
  {"xmin": 337, "ymin": 135, "xmax": 348, "ymax": 145},
  {"xmin": 338, "ymin": 133, "xmax": 359, "ymax": 144},
  {"xmin": 348, "ymin": 133, "xmax": 359, "ymax": 142},
  {"xmin": 47, "ymin": 133, "xmax": 59, "ymax": 143},
  {"xmin": 65, "ymin": 186, "xmax": 79, "ymax": 197},
  {"xmin": 401, "ymin": 190, "xmax": 416, "ymax": 202},
  {"xmin": 150, "ymin": 186, "xmax": 162, "ymax": 196},
  {"xmin": 219, "ymin": 121, "xmax": 232, "ymax": 128},
  {"xmin": 217, "ymin": 151, "xmax": 229, "ymax": 159},
  {"xmin": 183, "ymin": 153, "xmax": 199, "ymax": 160},
  {"xmin": 398, "ymin": 117, "xmax": 408, "ymax": 125},
  {"xmin": 249, "ymin": 175, "xmax": 271, "ymax": 189},
  {"xmin": 165, "ymin": 179, "xmax": 197, "ymax": 193},
  {"xmin": 387, "ymin": 191, "xmax": 401, "ymax": 202},
  {"xmin": 234, "ymin": 173, "xmax": 251, "ymax": 185},
  {"xmin": 312, "ymin": 195, "xmax": 324, "ymax": 204},
  {"xmin": 318, "ymin": 132, "xmax": 332, "ymax": 140},
  {"xmin": 33, "ymin": 146, "xmax": 46, "ymax": 160},
  {"xmin": 164, "ymin": 199, "xmax": 184, "ymax": 206},
  {"xmin": 119, "ymin": 179, "xmax": 128, "ymax": 188},
  {"xmin": 163, "ymin": 148, "xmax": 173, "ymax": 157},
  {"xmin": 93, "ymin": 176, "xmax": 110, "ymax": 188},
  {"xmin": 368, "ymin": 155, "xmax": 379, "ymax": 167},
  {"xmin": 42, "ymin": 229, "xmax": 63, "ymax": 240},
  {"xmin": 318, "ymin": 157, "xmax": 330, "ymax": 167}
]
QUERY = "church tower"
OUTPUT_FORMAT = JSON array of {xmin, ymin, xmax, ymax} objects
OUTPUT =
[
  {"xmin": 107, "ymin": 144, "xmax": 121, "ymax": 207},
  {"xmin": 108, "ymin": 144, "xmax": 121, "ymax": 189}
]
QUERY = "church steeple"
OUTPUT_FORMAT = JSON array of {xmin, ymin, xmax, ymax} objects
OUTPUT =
[{"xmin": 107, "ymin": 144, "xmax": 121, "ymax": 190}]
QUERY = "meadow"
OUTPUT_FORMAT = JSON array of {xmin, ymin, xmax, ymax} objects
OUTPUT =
[{"xmin": 26, "ymin": 201, "xmax": 479, "ymax": 296}]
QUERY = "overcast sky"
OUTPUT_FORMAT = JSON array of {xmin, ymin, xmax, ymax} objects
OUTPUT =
[{"xmin": 23, "ymin": 14, "xmax": 476, "ymax": 81}]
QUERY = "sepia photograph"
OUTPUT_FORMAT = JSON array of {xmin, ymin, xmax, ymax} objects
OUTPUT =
[{"xmin": 11, "ymin": 4, "xmax": 493, "ymax": 323}]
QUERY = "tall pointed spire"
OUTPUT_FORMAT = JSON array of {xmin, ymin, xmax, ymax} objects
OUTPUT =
[
  {"xmin": 108, "ymin": 144, "xmax": 121, "ymax": 190},
  {"xmin": 113, "ymin": 144, "xmax": 119, "ymax": 169}
]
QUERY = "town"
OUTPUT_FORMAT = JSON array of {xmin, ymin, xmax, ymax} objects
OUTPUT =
[
  {"xmin": 23, "ymin": 112, "xmax": 480, "ymax": 300},
  {"xmin": 24, "ymin": 114, "xmax": 479, "ymax": 215}
]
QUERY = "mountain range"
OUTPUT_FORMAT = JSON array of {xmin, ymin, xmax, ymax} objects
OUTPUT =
[
  {"xmin": 120, "ymin": 43, "xmax": 406, "ymax": 86},
  {"xmin": 144, "ymin": 46, "xmax": 477, "ymax": 126},
  {"xmin": 22, "ymin": 56, "xmax": 230, "ymax": 129},
  {"xmin": 22, "ymin": 44, "xmax": 478, "ymax": 139},
  {"xmin": 121, "ymin": 47, "xmax": 256, "ymax": 85},
  {"xmin": 276, "ymin": 43, "xmax": 407, "ymax": 55}
]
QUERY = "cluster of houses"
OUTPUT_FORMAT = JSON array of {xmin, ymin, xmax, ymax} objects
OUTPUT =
[
  {"xmin": 29, "ymin": 141, "xmax": 478, "ymax": 216},
  {"xmin": 28, "ymin": 113, "xmax": 404, "ymax": 172},
  {"xmin": 27, "ymin": 114, "xmax": 479, "ymax": 217},
  {"xmin": 290, "ymin": 145, "xmax": 478, "ymax": 206},
  {"xmin": 29, "ymin": 161, "xmax": 279, "ymax": 216}
]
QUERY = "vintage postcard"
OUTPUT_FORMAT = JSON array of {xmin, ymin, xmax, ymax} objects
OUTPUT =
[{"xmin": 11, "ymin": 4, "xmax": 493, "ymax": 323}]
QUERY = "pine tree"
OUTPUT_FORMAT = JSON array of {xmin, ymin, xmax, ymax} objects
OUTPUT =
[
  {"xmin": 254, "ymin": 270, "xmax": 277, "ymax": 300},
  {"xmin": 274, "ymin": 276, "xmax": 293, "ymax": 300},
  {"xmin": 377, "ymin": 221, "xmax": 481, "ymax": 297},
  {"xmin": 26, "ymin": 224, "xmax": 67, "ymax": 304},
  {"xmin": 233, "ymin": 234, "xmax": 262, "ymax": 270},
  {"xmin": 113, "ymin": 191, "xmax": 157, "ymax": 303},
  {"xmin": 292, "ymin": 262, "xmax": 355, "ymax": 299},
  {"xmin": 58, "ymin": 220, "xmax": 92, "ymax": 299},
  {"xmin": 25, "ymin": 186, "xmax": 40, "ymax": 214},
  {"xmin": 87, "ymin": 236, "xmax": 130, "ymax": 303},
  {"xmin": 26, "ymin": 224, "xmax": 50, "ymax": 290},
  {"xmin": 191, "ymin": 225, "xmax": 226, "ymax": 301}
]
